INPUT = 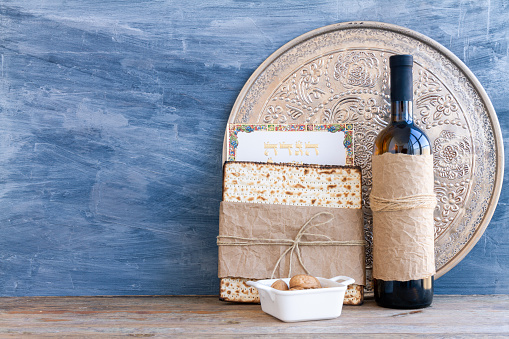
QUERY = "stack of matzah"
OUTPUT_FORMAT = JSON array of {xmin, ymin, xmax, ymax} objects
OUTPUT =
[
  {"xmin": 223, "ymin": 162, "xmax": 362, "ymax": 208},
  {"xmin": 218, "ymin": 161, "xmax": 365, "ymax": 305}
]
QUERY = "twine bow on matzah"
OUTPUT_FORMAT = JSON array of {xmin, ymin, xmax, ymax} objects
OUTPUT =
[{"xmin": 217, "ymin": 212, "xmax": 366, "ymax": 279}]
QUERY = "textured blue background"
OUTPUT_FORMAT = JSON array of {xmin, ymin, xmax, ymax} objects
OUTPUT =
[{"xmin": 0, "ymin": 1, "xmax": 507, "ymax": 296}]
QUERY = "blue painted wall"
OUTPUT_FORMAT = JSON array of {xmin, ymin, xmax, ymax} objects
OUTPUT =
[{"xmin": 0, "ymin": 0, "xmax": 507, "ymax": 296}]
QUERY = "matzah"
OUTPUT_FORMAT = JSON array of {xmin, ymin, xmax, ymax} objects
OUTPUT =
[
  {"xmin": 219, "ymin": 277, "xmax": 364, "ymax": 305},
  {"xmin": 220, "ymin": 161, "xmax": 364, "ymax": 305},
  {"xmin": 223, "ymin": 162, "xmax": 362, "ymax": 209}
]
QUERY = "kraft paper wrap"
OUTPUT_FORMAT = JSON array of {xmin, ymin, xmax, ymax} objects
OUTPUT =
[
  {"xmin": 218, "ymin": 201, "xmax": 365, "ymax": 285},
  {"xmin": 371, "ymin": 153, "xmax": 436, "ymax": 281}
]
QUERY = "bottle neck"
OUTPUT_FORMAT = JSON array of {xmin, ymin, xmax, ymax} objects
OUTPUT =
[{"xmin": 391, "ymin": 101, "xmax": 413, "ymax": 123}]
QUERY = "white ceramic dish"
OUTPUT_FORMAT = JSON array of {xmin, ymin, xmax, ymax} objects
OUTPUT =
[{"xmin": 247, "ymin": 276, "xmax": 355, "ymax": 322}]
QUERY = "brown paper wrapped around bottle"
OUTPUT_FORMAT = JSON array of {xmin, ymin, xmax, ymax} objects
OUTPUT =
[{"xmin": 371, "ymin": 153, "xmax": 436, "ymax": 282}]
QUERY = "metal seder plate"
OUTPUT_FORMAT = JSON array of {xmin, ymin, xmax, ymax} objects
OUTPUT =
[{"xmin": 222, "ymin": 21, "xmax": 504, "ymax": 286}]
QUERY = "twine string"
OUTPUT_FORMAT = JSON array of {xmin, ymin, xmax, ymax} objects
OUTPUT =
[
  {"xmin": 370, "ymin": 193, "xmax": 437, "ymax": 212},
  {"xmin": 217, "ymin": 211, "xmax": 366, "ymax": 279}
]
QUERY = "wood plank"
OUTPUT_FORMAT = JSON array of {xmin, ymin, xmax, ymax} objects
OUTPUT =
[{"xmin": 0, "ymin": 295, "xmax": 508, "ymax": 337}]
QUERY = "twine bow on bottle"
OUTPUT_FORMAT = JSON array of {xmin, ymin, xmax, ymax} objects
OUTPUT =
[
  {"xmin": 216, "ymin": 212, "xmax": 366, "ymax": 279},
  {"xmin": 370, "ymin": 194, "xmax": 437, "ymax": 212}
]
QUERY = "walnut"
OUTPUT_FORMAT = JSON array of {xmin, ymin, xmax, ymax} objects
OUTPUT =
[
  {"xmin": 271, "ymin": 279, "xmax": 289, "ymax": 291},
  {"xmin": 289, "ymin": 274, "xmax": 321, "ymax": 289}
]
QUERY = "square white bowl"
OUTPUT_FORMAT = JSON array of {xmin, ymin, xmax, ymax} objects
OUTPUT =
[{"xmin": 247, "ymin": 276, "xmax": 355, "ymax": 322}]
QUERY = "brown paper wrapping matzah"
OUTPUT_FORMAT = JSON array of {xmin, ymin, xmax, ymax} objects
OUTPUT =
[
  {"xmin": 219, "ymin": 161, "xmax": 365, "ymax": 305},
  {"xmin": 371, "ymin": 153, "xmax": 436, "ymax": 281},
  {"xmin": 218, "ymin": 201, "xmax": 365, "ymax": 283}
]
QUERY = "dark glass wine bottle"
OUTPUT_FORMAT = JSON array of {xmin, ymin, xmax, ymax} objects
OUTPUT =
[{"xmin": 372, "ymin": 54, "xmax": 434, "ymax": 309}]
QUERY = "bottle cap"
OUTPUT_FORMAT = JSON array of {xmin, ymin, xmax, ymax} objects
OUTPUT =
[
  {"xmin": 389, "ymin": 54, "xmax": 413, "ymax": 101},
  {"xmin": 389, "ymin": 55, "xmax": 413, "ymax": 67}
]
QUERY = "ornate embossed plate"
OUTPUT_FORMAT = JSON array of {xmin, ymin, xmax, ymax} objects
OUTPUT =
[{"xmin": 222, "ymin": 21, "xmax": 504, "ymax": 283}]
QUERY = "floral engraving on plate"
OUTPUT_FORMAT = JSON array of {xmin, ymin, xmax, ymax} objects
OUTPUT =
[
  {"xmin": 334, "ymin": 51, "xmax": 381, "ymax": 89},
  {"xmin": 415, "ymin": 70, "xmax": 466, "ymax": 130},
  {"xmin": 432, "ymin": 130, "xmax": 472, "ymax": 238},
  {"xmin": 323, "ymin": 96, "xmax": 382, "ymax": 124},
  {"xmin": 434, "ymin": 130, "xmax": 471, "ymax": 180}
]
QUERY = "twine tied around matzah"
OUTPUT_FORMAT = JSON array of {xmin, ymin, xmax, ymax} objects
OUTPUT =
[
  {"xmin": 370, "ymin": 193, "xmax": 437, "ymax": 212},
  {"xmin": 216, "ymin": 211, "xmax": 366, "ymax": 279}
]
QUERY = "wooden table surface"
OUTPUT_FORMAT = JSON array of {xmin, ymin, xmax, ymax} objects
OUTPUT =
[{"xmin": 1, "ymin": 295, "xmax": 508, "ymax": 338}]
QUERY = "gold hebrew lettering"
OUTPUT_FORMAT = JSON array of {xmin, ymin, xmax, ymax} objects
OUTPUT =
[
  {"xmin": 279, "ymin": 142, "xmax": 293, "ymax": 155},
  {"xmin": 305, "ymin": 143, "xmax": 319, "ymax": 155},
  {"xmin": 295, "ymin": 141, "xmax": 303, "ymax": 156},
  {"xmin": 264, "ymin": 142, "xmax": 278, "ymax": 156}
]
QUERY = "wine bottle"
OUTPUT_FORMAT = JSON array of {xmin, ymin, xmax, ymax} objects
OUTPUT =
[{"xmin": 372, "ymin": 54, "xmax": 434, "ymax": 309}]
